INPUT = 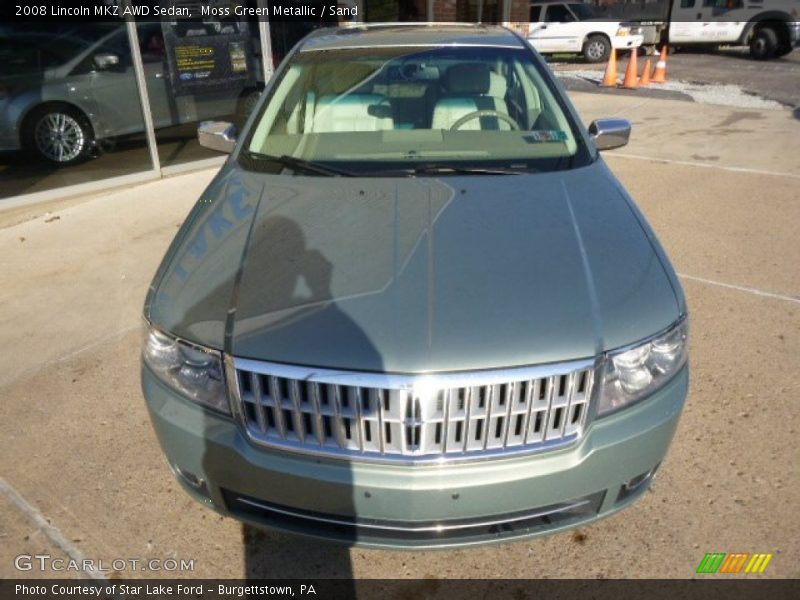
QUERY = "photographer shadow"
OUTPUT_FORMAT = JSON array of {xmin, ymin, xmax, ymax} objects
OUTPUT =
[{"xmin": 200, "ymin": 216, "xmax": 382, "ymax": 588}]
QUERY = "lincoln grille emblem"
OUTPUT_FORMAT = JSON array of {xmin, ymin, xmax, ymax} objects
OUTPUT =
[{"xmin": 405, "ymin": 394, "xmax": 424, "ymax": 450}]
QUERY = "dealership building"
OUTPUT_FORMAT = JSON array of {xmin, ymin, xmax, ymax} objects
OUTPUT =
[{"xmin": 0, "ymin": 1, "xmax": 536, "ymax": 206}]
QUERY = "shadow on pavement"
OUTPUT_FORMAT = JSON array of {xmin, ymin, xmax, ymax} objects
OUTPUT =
[{"xmin": 242, "ymin": 526, "xmax": 355, "ymax": 580}]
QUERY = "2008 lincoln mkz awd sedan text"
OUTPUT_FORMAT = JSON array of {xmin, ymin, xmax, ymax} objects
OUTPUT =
[{"xmin": 141, "ymin": 24, "xmax": 688, "ymax": 548}]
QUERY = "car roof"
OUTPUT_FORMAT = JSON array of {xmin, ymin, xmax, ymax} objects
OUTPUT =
[{"xmin": 300, "ymin": 23, "xmax": 526, "ymax": 52}]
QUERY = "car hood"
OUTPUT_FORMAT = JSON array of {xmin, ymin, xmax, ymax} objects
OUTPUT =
[{"xmin": 146, "ymin": 160, "xmax": 682, "ymax": 373}]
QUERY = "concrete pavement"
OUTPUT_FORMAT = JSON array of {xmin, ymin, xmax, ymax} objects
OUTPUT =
[{"xmin": 0, "ymin": 92, "xmax": 798, "ymax": 579}]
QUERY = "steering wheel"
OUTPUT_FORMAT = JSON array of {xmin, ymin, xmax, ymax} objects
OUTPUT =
[{"xmin": 450, "ymin": 110, "xmax": 520, "ymax": 131}]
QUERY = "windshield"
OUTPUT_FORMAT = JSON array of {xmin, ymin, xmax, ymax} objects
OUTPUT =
[{"xmin": 244, "ymin": 45, "xmax": 591, "ymax": 175}]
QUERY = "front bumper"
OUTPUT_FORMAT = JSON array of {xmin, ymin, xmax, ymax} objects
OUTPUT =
[
  {"xmin": 612, "ymin": 34, "xmax": 644, "ymax": 50},
  {"xmin": 142, "ymin": 364, "xmax": 688, "ymax": 549},
  {"xmin": 791, "ymin": 21, "xmax": 800, "ymax": 47}
]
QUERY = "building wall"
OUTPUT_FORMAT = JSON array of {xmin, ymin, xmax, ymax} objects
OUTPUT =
[
  {"xmin": 508, "ymin": 0, "xmax": 530, "ymax": 21},
  {"xmin": 433, "ymin": 0, "xmax": 458, "ymax": 20},
  {"xmin": 431, "ymin": 0, "xmax": 530, "ymax": 23}
]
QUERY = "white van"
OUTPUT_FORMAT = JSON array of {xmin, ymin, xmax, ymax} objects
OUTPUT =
[
  {"xmin": 668, "ymin": 0, "xmax": 799, "ymax": 59},
  {"xmin": 602, "ymin": 0, "xmax": 799, "ymax": 60}
]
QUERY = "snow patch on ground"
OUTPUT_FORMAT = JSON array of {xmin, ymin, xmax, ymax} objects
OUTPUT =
[{"xmin": 555, "ymin": 70, "xmax": 784, "ymax": 110}]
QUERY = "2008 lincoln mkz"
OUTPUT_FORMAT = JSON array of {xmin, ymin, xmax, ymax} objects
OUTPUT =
[{"xmin": 141, "ymin": 24, "xmax": 688, "ymax": 548}]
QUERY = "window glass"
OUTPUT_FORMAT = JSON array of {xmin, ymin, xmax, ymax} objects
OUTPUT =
[
  {"xmin": 545, "ymin": 5, "xmax": 575, "ymax": 22},
  {"xmin": 530, "ymin": 5, "xmax": 542, "ymax": 21},
  {"xmin": 142, "ymin": 15, "xmax": 261, "ymax": 168},
  {"xmin": 142, "ymin": 1, "xmax": 335, "ymax": 169},
  {"xmin": 245, "ymin": 45, "xmax": 590, "ymax": 175},
  {"xmin": 0, "ymin": 23, "xmax": 152, "ymax": 200},
  {"xmin": 568, "ymin": 3, "xmax": 603, "ymax": 20},
  {"xmin": 714, "ymin": 0, "xmax": 744, "ymax": 8},
  {"xmin": 680, "ymin": 0, "xmax": 695, "ymax": 7}
]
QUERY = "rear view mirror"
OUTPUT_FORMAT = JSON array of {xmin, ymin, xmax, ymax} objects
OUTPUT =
[
  {"xmin": 94, "ymin": 53, "xmax": 120, "ymax": 70},
  {"xmin": 368, "ymin": 104, "xmax": 393, "ymax": 119},
  {"xmin": 589, "ymin": 118, "xmax": 631, "ymax": 151},
  {"xmin": 198, "ymin": 121, "xmax": 237, "ymax": 154}
]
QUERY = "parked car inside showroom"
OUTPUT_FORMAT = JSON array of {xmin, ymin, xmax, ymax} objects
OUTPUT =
[{"xmin": 141, "ymin": 23, "xmax": 689, "ymax": 548}]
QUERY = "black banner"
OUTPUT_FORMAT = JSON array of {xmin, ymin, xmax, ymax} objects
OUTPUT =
[
  {"xmin": 4, "ymin": 1, "xmax": 348, "ymax": 23},
  {"xmin": 1, "ymin": 579, "xmax": 799, "ymax": 600}
]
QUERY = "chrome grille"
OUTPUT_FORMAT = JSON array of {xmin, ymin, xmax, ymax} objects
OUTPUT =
[{"xmin": 229, "ymin": 358, "xmax": 594, "ymax": 463}]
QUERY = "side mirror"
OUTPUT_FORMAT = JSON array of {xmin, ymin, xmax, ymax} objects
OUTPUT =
[
  {"xmin": 94, "ymin": 53, "xmax": 120, "ymax": 70},
  {"xmin": 589, "ymin": 118, "xmax": 631, "ymax": 151},
  {"xmin": 198, "ymin": 121, "xmax": 237, "ymax": 153}
]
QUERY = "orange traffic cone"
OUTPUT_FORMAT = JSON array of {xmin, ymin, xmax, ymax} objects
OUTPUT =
[
  {"xmin": 600, "ymin": 49, "xmax": 618, "ymax": 87},
  {"xmin": 621, "ymin": 50, "xmax": 639, "ymax": 90},
  {"xmin": 651, "ymin": 46, "xmax": 668, "ymax": 83},
  {"xmin": 639, "ymin": 58, "xmax": 652, "ymax": 86}
]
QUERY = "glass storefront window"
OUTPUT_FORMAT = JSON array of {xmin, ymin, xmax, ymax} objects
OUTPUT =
[
  {"xmin": 0, "ymin": 22, "xmax": 153, "ymax": 199},
  {"xmin": 143, "ymin": 9, "xmax": 264, "ymax": 169},
  {"xmin": 0, "ymin": 3, "xmax": 336, "ymax": 204},
  {"xmin": 141, "ymin": 1, "xmax": 337, "ymax": 170}
]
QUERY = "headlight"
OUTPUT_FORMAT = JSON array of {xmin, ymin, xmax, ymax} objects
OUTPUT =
[
  {"xmin": 597, "ymin": 318, "xmax": 688, "ymax": 416},
  {"xmin": 616, "ymin": 27, "xmax": 630, "ymax": 37},
  {"xmin": 142, "ymin": 325, "xmax": 230, "ymax": 415}
]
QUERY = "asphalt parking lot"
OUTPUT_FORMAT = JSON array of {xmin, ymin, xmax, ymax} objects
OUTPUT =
[
  {"xmin": 1, "ymin": 76, "xmax": 798, "ymax": 580},
  {"xmin": 550, "ymin": 47, "xmax": 800, "ymax": 107}
]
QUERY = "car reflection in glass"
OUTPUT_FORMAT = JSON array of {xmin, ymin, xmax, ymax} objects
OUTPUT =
[{"xmin": 0, "ymin": 23, "xmax": 261, "ymax": 165}]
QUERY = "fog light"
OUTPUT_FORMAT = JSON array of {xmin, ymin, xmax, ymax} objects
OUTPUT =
[
  {"xmin": 169, "ymin": 462, "xmax": 208, "ymax": 495},
  {"xmin": 616, "ymin": 463, "xmax": 660, "ymax": 503}
]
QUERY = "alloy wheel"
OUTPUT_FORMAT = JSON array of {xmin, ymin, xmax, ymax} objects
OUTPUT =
[
  {"xmin": 587, "ymin": 41, "xmax": 606, "ymax": 61},
  {"xmin": 34, "ymin": 112, "xmax": 86, "ymax": 163}
]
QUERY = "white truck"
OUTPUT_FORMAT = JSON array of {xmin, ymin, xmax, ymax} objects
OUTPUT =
[
  {"xmin": 527, "ymin": 1, "xmax": 645, "ymax": 62},
  {"xmin": 602, "ymin": 0, "xmax": 800, "ymax": 60}
]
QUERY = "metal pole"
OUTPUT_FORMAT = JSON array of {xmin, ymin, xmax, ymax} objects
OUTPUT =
[
  {"xmin": 124, "ymin": 7, "xmax": 161, "ymax": 173},
  {"xmin": 257, "ymin": 0, "xmax": 274, "ymax": 83}
]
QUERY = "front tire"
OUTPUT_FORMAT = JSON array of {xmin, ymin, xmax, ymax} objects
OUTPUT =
[
  {"xmin": 583, "ymin": 35, "xmax": 611, "ymax": 64},
  {"xmin": 750, "ymin": 27, "xmax": 778, "ymax": 60},
  {"xmin": 22, "ymin": 105, "xmax": 94, "ymax": 166}
]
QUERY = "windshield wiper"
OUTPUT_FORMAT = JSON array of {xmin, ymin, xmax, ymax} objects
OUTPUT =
[
  {"xmin": 245, "ymin": 152, "xmax": 356, "ymax": 177},
  {"xmin": 370, "ymin": 164, "xmax": 528, "ymax": 177}
]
